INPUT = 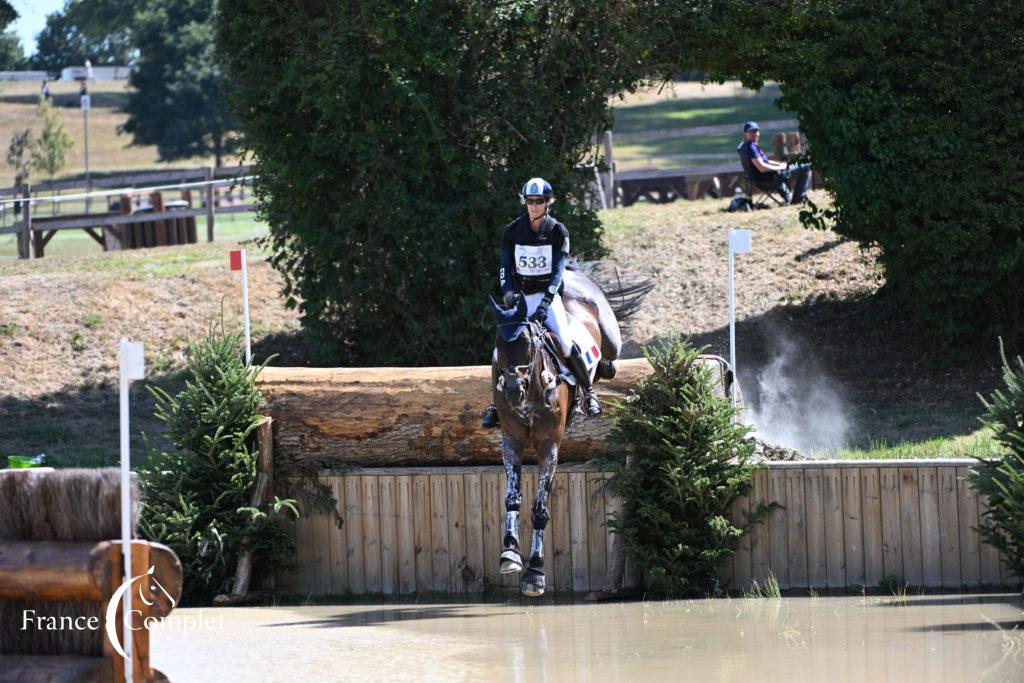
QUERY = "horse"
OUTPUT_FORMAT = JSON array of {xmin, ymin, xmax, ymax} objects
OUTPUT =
[{"xmin": 486, "ymin": 260, "xmax": 652, "ymax": 597}]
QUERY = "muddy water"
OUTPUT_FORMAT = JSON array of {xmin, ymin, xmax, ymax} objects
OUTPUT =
[{"xmin": 151, "ymin": 594, "xmax": 1023, "ymax": 682}]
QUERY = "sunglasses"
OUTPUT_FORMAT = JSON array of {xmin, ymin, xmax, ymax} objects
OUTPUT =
[{"xmin": 524, "ymin": 197, "xmax": 547, "ymax": 205}]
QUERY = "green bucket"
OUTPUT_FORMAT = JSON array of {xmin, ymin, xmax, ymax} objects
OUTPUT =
[{"xmin": 6, "ymin": 454, "xmax": 47, "ymax": 469}]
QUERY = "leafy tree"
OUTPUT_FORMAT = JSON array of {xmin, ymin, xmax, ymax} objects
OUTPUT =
[
  {"xmin": 140, "ymin": 322, "xmax": 298, "ymax": 604},
  {"xmin": 30, "ymin": 2, "xmax": 134, "ymax": 76},
  {"xmin": 30, "ymin": 97, "xmax": 74, "ymax": 184},
  {"xmin": 122, "ymin": 0, "xmax": 238, "ymax": 166},
  {"xmin": 0, "ymin": 1, "xmax": 15, "ymax": 31},
  {"xmin": 599, "ymin": 337, "xmax": 769, "ymax": 595},
  {"xmin": 971, "ymin": 340, "xmax": 1024, "ymax": 583},
  {"xmin": 6, "ymin": 127, "xmax": 33, "ymax": 185},
  {"xmin": 216, "ymin": 0, "xmax": 651, "ymax": 365},
  {"xmin": 0, "ymin": 28, "xmax": 25, "ymax": 70}
]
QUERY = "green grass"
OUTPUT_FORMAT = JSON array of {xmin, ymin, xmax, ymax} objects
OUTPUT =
[
  {"xmin": 0, "ymin": 210, "xmax": 268, "ymax": 261},
  {"xmin": 826, "ymin": 427, "xmax": 1001, "ymax": 460},
  {"xmin": 612, "ymin": 92, "xmax": 787, "ymax": 134}
]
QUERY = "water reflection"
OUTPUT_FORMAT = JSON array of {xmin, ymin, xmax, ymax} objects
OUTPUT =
[{"xmin": 152, "ymin": 594, "xmax": 1024, "ymax": 681}]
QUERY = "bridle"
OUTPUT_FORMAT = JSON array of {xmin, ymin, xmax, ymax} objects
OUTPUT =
[{"xmin": 495, "ymin": 320, "xmax": 555, "ymax": 425}]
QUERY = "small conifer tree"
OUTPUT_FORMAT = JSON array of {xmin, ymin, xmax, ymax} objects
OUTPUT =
[
  {"xmin": 601, "ymin": 337, "xmax": 768, "ymax": 595},
  {"xmin": 971, "ymin": 341, "xmax": 1024, "ymax": 582}
]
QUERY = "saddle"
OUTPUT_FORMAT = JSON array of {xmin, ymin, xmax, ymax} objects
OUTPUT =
[{"xmin": 536, "ymin": 326, "xmax": 614, "ymax": 431}]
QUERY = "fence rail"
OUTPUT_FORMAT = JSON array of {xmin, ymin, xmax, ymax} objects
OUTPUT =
[{"xmin": 1, "ymin": 165, "xmax": 255, "ymax": 258}]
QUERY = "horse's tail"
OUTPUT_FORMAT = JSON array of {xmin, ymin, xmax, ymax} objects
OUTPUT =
[{"xmin": 565, "ymin": 258, "xmax": 655, "ymax": 323}]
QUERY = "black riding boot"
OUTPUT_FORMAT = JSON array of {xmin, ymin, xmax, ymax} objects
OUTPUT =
[
  {"xmin": 481, "ymin": 363, "xmax": 501, "ymax": 428},
  {"xmin": 566, "ymin": 346, "xmax": 602, "ymax": 417}
]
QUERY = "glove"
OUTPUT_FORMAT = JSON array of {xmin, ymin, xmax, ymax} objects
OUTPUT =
[
  {"xmin": 503, "ymin": 290, "xmax": 517, "ymax": 308},
  {"xmin": 529, "ymin": 300, "xmax": 550, "ymax": 323}
]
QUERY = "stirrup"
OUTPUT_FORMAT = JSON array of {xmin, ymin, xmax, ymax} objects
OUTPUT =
[
  {"xmin": 481, "ymin": 405, "xmax": 500, "ymax": 429},
  {"xmin": 584, "ymin": 393, "xmax": 603, "ymax": 417}
]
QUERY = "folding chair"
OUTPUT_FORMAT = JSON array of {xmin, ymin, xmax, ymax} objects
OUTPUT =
[{"xmin": 737, "ymin": 149, "xmax": 788, "ymax": 210}]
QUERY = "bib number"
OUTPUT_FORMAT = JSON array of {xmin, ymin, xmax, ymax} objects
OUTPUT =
[{"xmin": 515, "ymin": 245, "xmax": 552, "ymax": 277}]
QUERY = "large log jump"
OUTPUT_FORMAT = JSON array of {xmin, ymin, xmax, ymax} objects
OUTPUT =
[{"xmin": 258, "ymin": 357, "xmax": 733, "ymax": 471}]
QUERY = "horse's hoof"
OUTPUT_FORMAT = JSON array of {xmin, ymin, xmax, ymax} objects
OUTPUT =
[
  {"xmin": 520, "ymin": 569, "xmax": 545, "ymax": 597},
  {"xmin": 500, "ymin": 549, "xmax": 522, "ymax": 574}
]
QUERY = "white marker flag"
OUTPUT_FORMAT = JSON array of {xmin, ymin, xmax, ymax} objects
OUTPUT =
[
  {"xmin": 729, "ymin": 228, "xmax": 751, "ymax": 254},
  {"xmin": 727, "ymin": 229, "xmax": 752, "ymax": 407},
  {"xmin": 119, "ymin": 339, "xmax": 144, "ymax": 683}
]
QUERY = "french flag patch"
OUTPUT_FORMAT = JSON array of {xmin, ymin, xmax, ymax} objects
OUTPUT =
[{"xmin": 584, "ymin": 344, "xmax": 601, "ymax": 365}]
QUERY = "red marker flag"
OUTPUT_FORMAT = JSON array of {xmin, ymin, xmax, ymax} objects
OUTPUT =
[{"xmin": 229, "ymin": 249, "xmax": 243, "ymax": 271}]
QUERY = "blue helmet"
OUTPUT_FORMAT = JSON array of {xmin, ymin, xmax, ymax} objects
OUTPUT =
[{"xmin": 521, "ymin": 177, "xmax": 553, "ymax": 199}]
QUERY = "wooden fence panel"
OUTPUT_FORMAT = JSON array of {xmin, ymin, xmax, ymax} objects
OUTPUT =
[
  {"xmin": 412, "ymin": 474, "xmax": 433, "ymax": 593},
  {"xmin": 823, "ymin": 468, "xmax": 846, "ymax": 589},
  {"xmin": 860, "ymin": 468, "xmax": 883, "ymax": 587},
  {"xmin": 280, "ymin": 461, "xmax": 1017, "ymax": 596},
  {"xmin": 936, "ymin": 467, "xmax": 961, "ymax": 588},
  {"xmin": 879, "ymin": 468, "xmax": 903, "ymax": 581},
  {"xmin": 804, "ymin": 469, "xmax": 827, "ymax": 588},
  {"xmin": 767, "ymin": 469, "xmax": 789, "ymax": 589},
  {"xmin": 842, "ymin": 468, "xmax": 865, "ymax": 587},
  {"xmin": 918, "ymin": 467, "xmax": 942, "ymax": 588}
]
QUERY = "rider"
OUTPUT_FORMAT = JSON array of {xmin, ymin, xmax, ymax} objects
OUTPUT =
[{"xmin": 481, "ymin": 177, "xmax": 602, "ymax": 428}]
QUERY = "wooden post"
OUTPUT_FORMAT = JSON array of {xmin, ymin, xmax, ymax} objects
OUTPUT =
[
  {"xmin": 213, "ymin": 416, "xmax": 274, "ymax": 605},
  {"xmin": 602, "ymin": 131, "xmax": 615, "ymax": 207},
  {"xmin": 18, "ymin": 182, "xmax": 31, "ymax": 259},
  {"xmin": 204, "ymin": 166, "xmax": 215, "ymax": 242},
  {"xmin": 150, "ymin": 191, "xmax": 167, "ymax": 247}
]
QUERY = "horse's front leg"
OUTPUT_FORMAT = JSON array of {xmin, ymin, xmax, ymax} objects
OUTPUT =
[
  {"xmin": 500, "ymin": 432, "xmax": 524, "ymax": 574},
  {"xmin": 521, "ymin": 439, "xmax": 558, "ymax": 597}
]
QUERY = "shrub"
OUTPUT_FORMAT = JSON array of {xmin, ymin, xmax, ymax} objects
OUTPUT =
[
  {"xmin": 139, "ymin": 321, "xmax": 297, "ymax": 605},
  {"xmin": 971, "ymin": 341, "xmax": 1024, "ymax": 582},
  {"xmin": 215, "ymin": 0, "xmax": 656, "ymax": 365},
  {"xmin": 600, "ymin": 337, "xmax": 768, "ymax": 595}
]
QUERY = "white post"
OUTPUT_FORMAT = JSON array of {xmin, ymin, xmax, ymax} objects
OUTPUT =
[
  {"xmin": 118, "ymin": 339, "xmax": 145, "ymax": 683},
  {"xmin": 727, "ymin": 229, "xmax": 751, "ymax": 407},
  {"xmin": 241, "ymin": 249, "xmax": 251, "ymax": 365}
]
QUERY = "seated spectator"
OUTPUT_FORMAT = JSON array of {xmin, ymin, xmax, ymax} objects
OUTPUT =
[{"xmin": 737, "ymin": 121, "xmax": 812, "ymax": 204}]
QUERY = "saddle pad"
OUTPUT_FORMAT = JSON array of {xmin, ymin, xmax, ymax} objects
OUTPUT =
[{"xmin": 557, "ymin": 314, "xmax": 601, "ymax": 386}]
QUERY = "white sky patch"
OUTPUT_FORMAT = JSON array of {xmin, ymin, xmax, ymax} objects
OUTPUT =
[{"xmin": 8, "ymin": 0, "xmax": 65, "ymax": 57}]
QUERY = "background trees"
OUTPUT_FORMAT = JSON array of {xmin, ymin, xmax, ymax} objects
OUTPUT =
[{"xmin": 216, "ymin": 0, "xmax": 650, "ymax": 365}]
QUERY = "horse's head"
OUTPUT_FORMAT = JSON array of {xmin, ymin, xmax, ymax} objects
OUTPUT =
[{"xmin": 488, "ymin": 294, "xmax": 537, "ymax": 411}]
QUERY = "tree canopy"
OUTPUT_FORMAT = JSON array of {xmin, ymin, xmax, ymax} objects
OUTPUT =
[
  {"xmin": 30, "ymin": 0, "xmax": 134, "ymax": 75},
  {"xmin": 122, "ymin": 0, "xmax": 237, "ymax": 166}
]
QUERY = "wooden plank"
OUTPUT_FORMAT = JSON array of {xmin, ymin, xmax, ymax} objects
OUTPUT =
[
  {"xmin": 551, "ymin": 472, "xmax": 573, "ymax": 595},
  {"xmin": 767, "ymin": 468, "xmax": 789, "ymax": 589},
  {"xmin": 586, "ymin": 473, "xmax": 608, "ymax": 590},
  {"xmin": 822, "ymin": 468, "xmax": 845, "ymax": 589},
  {"xmin": 294, "ymin": 498, "xmax": 314, "ymax": 592},
  {"xmin": 978, "ymin": 494, "xmax": 1002, "ymax": 586},
  {"xmin": 481, "ymin": 472, "xmax": 502, "ymax": 595},
  {"xmin": 956, "ymin": 466, "xmax": 981, "ymax": 588},
  {"xmin": 749, "ymin": 469, "xmax": 769, "ymax": 585},
  {"xmin": 464, "ymin": 472, "xmax": 485, "ymax": 594},
  {"xmin": 311, "ymin": 492, "xmax": 333, "ymax": 594},
  {"xmin": 785, "ymin": 469, "xmax": 808, "ymax": 588},
  {"xmin": 731, "ymin": 493, "xmax": 752, "ymax": 589},
  {"xmin": 804, "ymin": 468, "xmax": 827, "ymax": 588},
  {"xmin": 860, "ymin": 468, "xmax": 883, "ymax": 588},
  {"xmin": 842, "ymin": 468, "xmax": 865, "ymax": 587},
  {"xmin": 429, "ymin": 474, "xmax": 450, "ymax": 593},
  {"xmin": 936, "ymin": 467, "xmax": 961, "ymax": 588},
  {"xmin": 898, "ymin": 467, "xmax": 923, "ymax": 587},
  {"xmin": 879, "ymin": 467, "xmax": 903, "ymax": 582},
  {"xmin": 343, "ymin": 476, "xmax": 365, "ymax": 594},
  {"xmin": 603, "ymin": 472, "xmax": 618, "ymax": 590},
  {"xmin": 395, "ymin": 475, "xmax": 416, "ymax": 594},
  {"xmin": 446, "ymin": 474, "xmax": 468, "ymax": 594},
  {"xmin": 569, "ymin": 472, "xmax": 590, "ymax": 593},
  {"xmin": 412, "ymin": 474, "xmax": 433, "ymax": 594},
  {"xmin": 917, "ymin": 466, "xmax": 941, "ymax": 588},
  {"xmin": 362, "ymin": 475, "xmax": 383, "ymax": 594},
  {"xmin": 378, "ymin": 475, "xmax": 399, "ymax": 595}
]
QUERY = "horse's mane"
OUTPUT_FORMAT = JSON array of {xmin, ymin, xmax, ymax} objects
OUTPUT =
[{"xmin": 565, "ymin": 258, "xmax": 655, "ymax": 324}]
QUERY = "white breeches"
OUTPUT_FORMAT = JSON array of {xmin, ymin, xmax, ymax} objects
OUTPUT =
[{"xmin": 525, "ymin": 292, "xmax": 572, "ymax": 356}]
